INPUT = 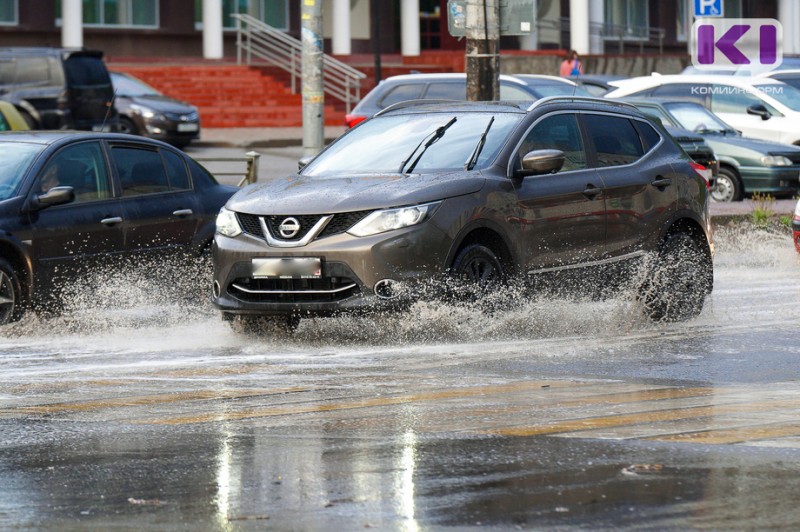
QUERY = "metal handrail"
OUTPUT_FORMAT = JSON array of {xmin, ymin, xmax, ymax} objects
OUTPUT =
[
  {"xmin": 233, "ymin": 13, "xmax": 366, "ymax": 114},
  {"xmin": 195, "ymin": 151, "xmax": 260, "ymax": 187}
]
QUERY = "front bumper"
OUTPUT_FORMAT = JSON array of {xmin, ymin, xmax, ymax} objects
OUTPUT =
[
  {"xmin": 739, "ymin": 166, "xmax": 800, "ymax": 196},
  {"xmin": 212, "ymin": 221, "xmax": 451, "ymax": 317}
]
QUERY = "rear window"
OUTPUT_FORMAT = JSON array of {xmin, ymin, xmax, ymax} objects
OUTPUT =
[
  {"xmin": 424, "ymin": 82, "xmax": 466, "ymax": 100},
  {"xmin": 379, "ymin": 84, "xmax": 424, "ymax": 109},
  {"xmin": 64, "ymin": 56, "xmax": 111, "ymax": 87},
  {"xmin": 584, "ymin": 114, "xmax": 645, "ymax": 167}
]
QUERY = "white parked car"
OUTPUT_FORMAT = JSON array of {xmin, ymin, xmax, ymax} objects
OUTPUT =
[{"xmin": 605, "ymin": 75, "xmax": 800, "ymax": 146}]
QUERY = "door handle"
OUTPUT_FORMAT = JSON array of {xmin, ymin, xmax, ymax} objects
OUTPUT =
[
  {"xmin": 172, "ymin": 209, "xmax": 193, "ymax": 217},
  {"xmin": 583, "ymin": 185, "xmax": 602, "ymax": 198},
  {"xmin": 100, "ymin": 216, "xmax": 123, "ymax": 225},
  {"xmin": 651, "ymin": 177, "xmax": 672, "ymax": 188}
]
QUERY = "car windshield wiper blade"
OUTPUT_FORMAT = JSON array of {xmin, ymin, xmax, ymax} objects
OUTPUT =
[
  {"xmin": 399, "ymin": 116, "xmax": 458, "ymax": 174},
  {"xmin": 464, "ymin": 116, "xmax": 495, "ymax": 171}
]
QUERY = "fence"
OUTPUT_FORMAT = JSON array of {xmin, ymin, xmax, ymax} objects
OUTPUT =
[{"xmin": 195, "ymin": 151, "xmax": 261, "ymax": 187}]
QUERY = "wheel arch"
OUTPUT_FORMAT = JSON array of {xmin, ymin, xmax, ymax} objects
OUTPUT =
[{"xmin": 447, "ymin": 221, "xmax": 516, "ymax": 275}]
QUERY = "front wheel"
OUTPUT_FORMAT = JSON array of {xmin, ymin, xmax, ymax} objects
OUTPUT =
[
  {"xmin": 711, "ymin": 167, "xmax": 743, "ymax": 202},
  {"xmin": 117, "ymin": 117, "xmax": 140, "ymax": 136},
  {"xmin": 0, "ymin": 258, "xmax": 24, "ymax": 325},
  {"xmin": 640, "ymin": 232, "xmax": 713, "ymax": 322}
]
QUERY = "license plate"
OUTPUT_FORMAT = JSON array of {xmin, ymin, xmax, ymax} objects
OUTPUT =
[
  {"xmin": 177, "ymin": 123, "xmax": 199, "ymax": 132},
  {"xmin": 252, "ymin": 258, "xmax": 322, "ymax": 279}
]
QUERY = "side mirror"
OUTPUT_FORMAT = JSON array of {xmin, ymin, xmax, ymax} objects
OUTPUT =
[
  {"xmin": 516, "ymin": 149, "xmax": 565, "ymax": 177},
  {"xmin": 747, "ymin": 104, "xmax": 771, "ymax": 121},
  {"xmin": 30, "ymin": 186, "xmax": 75, "ymax": 210},
  {"xmin": 298, "ymin": 155, "xmax": 314, "ymax": 171}
]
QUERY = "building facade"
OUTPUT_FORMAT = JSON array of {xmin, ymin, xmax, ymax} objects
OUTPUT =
[{"xmin": 0, "ymin": 0, "xmax": 794, "ymax": 59}]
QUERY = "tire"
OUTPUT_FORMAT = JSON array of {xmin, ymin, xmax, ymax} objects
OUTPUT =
[
  {"xmin": 117, "ymin": 117, "xmax": 140, "ymax": 136},
  {"xmin": 641, "ymin": 232, "xmax": 713, "ymax": 322},
  {"xmin": 0, "ymin": 258, "xmax": 24, "ymax": 325},
  {"xmin": 449, "ymin": 243, "xmax": 506, "ymax": 303},
  {"xmin": 711, "ymin": 167, "xmax": 743, "ymax": 202},
  {"xmin": 17, "ymin": 109, "xmax": 38, "ymax": 130}
]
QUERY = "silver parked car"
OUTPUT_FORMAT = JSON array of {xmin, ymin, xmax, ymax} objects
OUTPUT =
[{"xmin": 212, "ymin": 98, "xmax": 714, "ymax": 330}]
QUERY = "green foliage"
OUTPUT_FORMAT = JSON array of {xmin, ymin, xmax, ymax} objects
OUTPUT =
[{"xmin": 750, "ymin": 192, "xmax": 775, "ymax": 227}]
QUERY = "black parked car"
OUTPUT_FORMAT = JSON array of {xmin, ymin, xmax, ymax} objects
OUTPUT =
[
  {"xmin": 111, "ymin": 71, "xmax": 201, "ymax": 148},
  {"xmin": 214, "ymin": 97, "xmax": 714, "ymax": 330},
  {"xmin": 0, "ymin": 132, "xmax": 238, "ymax": 325},
  {"xmin": 0, "ymin": 47, "xmax": 117, "ymax": 131}
]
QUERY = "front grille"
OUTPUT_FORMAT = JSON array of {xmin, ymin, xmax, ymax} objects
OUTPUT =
[
  {"xmin": 236, "ymin": 211, "xmax": 375, "ymax": 242},
  {"xmin": 228, "ymin": 276, "xmax": 360, "ymax": 304},
  {"xmin": 164, "ymin": 111, "xmax": 199, "ymax": 122}
]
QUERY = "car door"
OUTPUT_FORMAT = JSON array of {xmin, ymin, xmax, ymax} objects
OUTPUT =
[
  {"xmin": 511, "ymin": 112, "xmax": 607, "ymax": 271},
  {"xmin": 709, "ymin": 84, "xmax": 783, "ymax": 142},
  {"xmin": 27, "ymin": 140, "xmax": 124, "ymax": 279},
  {"xmin": 109, "ymin": 142, "xmax": 201, "ymax": 254},
  {"xmin": 582, "ymin": 113, "xmax": 678, "ymax": 259}
]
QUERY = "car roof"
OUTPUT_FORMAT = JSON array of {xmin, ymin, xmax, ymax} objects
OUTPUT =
[
  {"xmin": 0, "ymin": 130, "xmax": 172, "ymax": 146},
  {"xmin": 378, "ymin": 72, "xmax": 529, "ymax": 86},
  {"xmin": 612, "ymin": 74, "xmax": 786, "ymax": 89},
  {"xmin": 513, "ymin": 74, "xmax": 577, "ymax": 85}
]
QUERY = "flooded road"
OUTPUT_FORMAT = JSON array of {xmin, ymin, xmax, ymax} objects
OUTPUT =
[{"xmin": 1, "ymin": 224, "xmax": 800, "ymax": 530}]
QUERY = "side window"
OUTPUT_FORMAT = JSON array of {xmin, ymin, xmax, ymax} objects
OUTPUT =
[
  {"xmin": 634, "ymin": 120, "xmax": 662, "ymax": 152},
  {"xmin": 14, "ymin": 57, "xmax": 51, "ymax": 86},
  {"xmin": 39, "ymin": 142, "xmax": 112, "ymax": 203},
  {"xmin": 163, "ymin": 150, "xmax": 191, "ymax": 190},
  {"xmin": 651, "ymin": 83, "xmax": 705, "ymax": 104},
  {"xmin": 424, "ymin": 82, "xmax": 466, "ymax": 100},
  {"xmin": 520, "ymin": 113, "xmax": 586, "ymax": 172},
  {"xmin": 379, "ymin": 84, "xmax": 424, "ymax": 108},
  {"xmin": 584, "ymin": 114, "xmax": 644, "ymax": 167},
  {"xmin": 111, "ymin": 147, "xmax": 170, "ymax": 196},
  {"xmin": 0, "ymin": 60, "xmax": 13, "ymax": 84},
  {"xmin": 500, "ymin": 83, "xmax": 537, "ymax": 101},
  {"xmin": 710, "ymin": 87, "xmax": 780, "ymax": 115}
]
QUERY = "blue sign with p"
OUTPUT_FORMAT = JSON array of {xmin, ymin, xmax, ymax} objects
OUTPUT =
[{"xmin": 694, "ymin": 0, "xmax": 723, "ymax": 18}]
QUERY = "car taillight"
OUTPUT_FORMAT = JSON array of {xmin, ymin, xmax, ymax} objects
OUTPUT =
[
  {"xmin": 345, "ymin": 114, "xmax": 367, "ymax": 128},
  {"xmin": 57, "ymin": 88, "xmax": 70, "ymax": 110},
  {"xmin": 690, "ymin": 161, "xmax": 712, "ymax": 189}
]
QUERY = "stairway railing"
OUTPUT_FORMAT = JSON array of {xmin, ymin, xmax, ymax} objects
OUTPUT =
[{"xmin": 233, "ymin": 13, "xmax": 366, "ymax": 113}]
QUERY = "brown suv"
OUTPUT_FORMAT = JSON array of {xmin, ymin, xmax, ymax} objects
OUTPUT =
[{"xmin": 212, "ymin": 98, "xmax": 714, "ymax": 329}]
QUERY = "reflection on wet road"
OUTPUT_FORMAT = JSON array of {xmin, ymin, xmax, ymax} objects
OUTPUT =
[{"xmin": 1, "ymin": 224, "xmax": 800, "ymax": 529}]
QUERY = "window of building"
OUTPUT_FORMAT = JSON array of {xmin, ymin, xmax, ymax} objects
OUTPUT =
[
  {"xmin": 195, "ymin": 0, "xmax": 289, "ymax": 31},
  {"xmin": 55, "ymin": 0, "xmax": 158, "ymax": 27},
  {"xmin": 0, "ymin": 0, "xmax": 16, "ymax": 25},
  {"xmin": 604, "ymin": 0, "xmax": 649, "ymax": 40}
]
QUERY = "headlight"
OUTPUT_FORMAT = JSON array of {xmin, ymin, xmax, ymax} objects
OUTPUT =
[
  {"xmin": 216, "ymin": 207, "xmax": 242, "ymax": 237},
  {"xmin": 130, "ymin": 103, "xmax": 165, "ymax": 121},
  {"xmin": 348, "ymin": 202, "xmax": 441, "ymax": 237},
  {"xmin": 761, "ymin": 155, "xmax": 793, "ymax": 166}
]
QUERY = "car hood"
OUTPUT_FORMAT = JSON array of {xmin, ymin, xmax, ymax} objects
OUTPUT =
[
  {"xmin": 702, "ymin": 132, "xmax": 800, "ymax": 154},
  {"xmin": 228, "ymin": 171, "xmax": 486, "ymax": 215},
  {"xmin": 120, "ymin": 94, "xmax": 197, "ymax": 113}
]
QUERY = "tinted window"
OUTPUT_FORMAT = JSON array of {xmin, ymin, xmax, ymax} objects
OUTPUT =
[
  {"xmin": 500, "ymin": 84, "xmax": 536, "ymax": 100},
  {"xmin": 40, "ymin": 142, "xmax": 112, "ymax": 202},
  {"xmin": 634, "ymin": 120, "xmax": 661, "ymax": 151},
  {"xmin": 379, "ymin": 84, "xmax": 424, "ymax": 108},
  {"xmin": 424, "ymin": 82, "xmax": 466, "ymax": 100},
  {"xmin": 651, "ymin": 83, "xmax": 705, "ymax": 103},
  {"xmin": 163, "ymin": 150, "xmax": 191, "ymax": 190},
  {"xmin": 584, "ymin": 114, "xmax": 644, "ymax": 167},
  {"xmin": 64, "ymin": 55, "xmax": 111, "ymax": 86},
  {"xmin": 112, "ymin": 147, "xmax": 170, "ymax": 196},
  {"xmin": 520, "ymin": 113, "xmax": 586, "ymax": 172}
]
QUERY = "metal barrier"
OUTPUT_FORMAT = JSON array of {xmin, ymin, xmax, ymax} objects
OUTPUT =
[
  {"xmin": 195, "ymin": 151, "xmax": 260, "ymax": 187},
  {"xmin": 233, "ymin": 13, "xmax": 366, "ymax": 114}
]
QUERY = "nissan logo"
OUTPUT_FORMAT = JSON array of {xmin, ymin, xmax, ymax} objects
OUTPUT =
[{"xmin": 278, "ymin": 217, "xmax": 301, "ymax": 238}]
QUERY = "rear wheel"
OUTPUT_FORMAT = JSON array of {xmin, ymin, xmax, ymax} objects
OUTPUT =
[
  {"xmin": 711, "ymin": 167, "xmax": 743, "ymax": 202},
  {"xmin": 641, "ymin": 231, "xmax": 713, "ymax": 322},
  {"xmin": 0, "ymin": 258, "xmax": 24, "ymax": 325}
]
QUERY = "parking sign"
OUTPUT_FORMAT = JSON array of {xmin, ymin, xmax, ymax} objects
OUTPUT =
[{"xmin": 694, "ymin": 0, "xmax": 723, "ymax": 18}]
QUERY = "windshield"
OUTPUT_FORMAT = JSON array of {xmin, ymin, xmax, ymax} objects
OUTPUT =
[
  {"xmin": 0, "ymin": 142, "xmax": 44, "ymax": 200},
  {"xmin": 639, "ymin": 106, "xmax": 676, "ymax": 127},
  {"xmin": 302, "ymin": 112, "xmax": 523, "ymax": 176},
  {"xmin": 755, "ymin": 83, "xmax": 800, "ymax": 111},
  {"xmin": 111, "ymin": 72, "xmax": 161, "ymax": 97},
  {"xmin": 664, "ymin": 101, "xmax": 733, "ymax": 133}
]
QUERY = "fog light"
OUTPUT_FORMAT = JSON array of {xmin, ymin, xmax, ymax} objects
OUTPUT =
[{"xmin": 374, "ymin": 279, "xmax": 402, "ymax": 300}]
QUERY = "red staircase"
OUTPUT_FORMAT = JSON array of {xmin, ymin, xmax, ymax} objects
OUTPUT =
[{"xmin": 110, "ymin": 63, "xmax": 344, "ymax": 128}]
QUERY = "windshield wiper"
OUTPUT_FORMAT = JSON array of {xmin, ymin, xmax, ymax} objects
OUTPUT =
[
  {"xmin": 464, "ymin": 116, "xmax": 495, "ymax": 171},
  {"xmin": 399, "ymin": 116, "xmax": 457, "ymax": 174}
]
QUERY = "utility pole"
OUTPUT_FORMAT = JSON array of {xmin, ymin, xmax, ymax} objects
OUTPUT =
[
  {"xmin": 465, "ymin": 0, "xmax": 500, "ymax": 101},
  {"xmin": 371, "ymin": 0, "xmax": 382, "ymax": 85},
  {"xmin": 302, "ymin": 0, "xmax": 324, "ymax": 156}
]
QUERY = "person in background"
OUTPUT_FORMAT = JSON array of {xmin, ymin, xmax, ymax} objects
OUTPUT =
[{"xmin": 560, "ymin": 50, "xmax": 583, "ymax": 77}]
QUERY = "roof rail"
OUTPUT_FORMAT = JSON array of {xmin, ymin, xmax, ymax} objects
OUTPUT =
[
  {"xmin": 527, "ymin": 95, "xmax": 640, "ymax": 112},
  {"xmin": 375, "ymin": 99, "xmax": 527, "ymax": 117}
]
